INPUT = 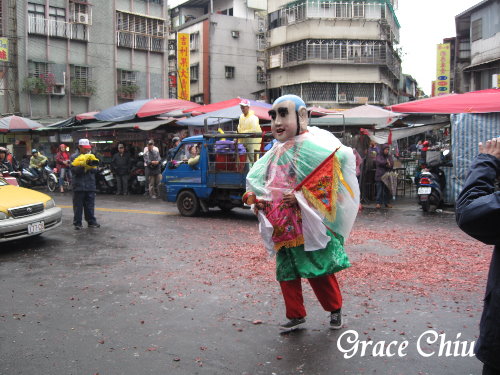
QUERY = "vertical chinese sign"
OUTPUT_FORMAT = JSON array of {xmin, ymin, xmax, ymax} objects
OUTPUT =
[
  {"xmin": 177, "ymin": 33, "xmax": 190, "ymax": 101},
  {"xmin": 435, "ymin": 44, "xmax": 450, "ymax": 97},
  {"xmin": 0, "ymin": 38, "xmax": 8, "ymax": 62}
]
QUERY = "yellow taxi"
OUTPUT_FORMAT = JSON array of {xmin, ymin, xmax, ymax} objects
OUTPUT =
[{"xmin": 0, "ymin": 177, "xmax": 62, "ymax": 242}]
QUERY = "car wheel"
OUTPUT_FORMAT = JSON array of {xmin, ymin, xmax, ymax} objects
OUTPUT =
[
  {"xmin": 177, "ymin": 190, "xmax": 200, "ymax": 217},
  {"xmin": 47, "ymin": 174, "xmax": 57, "ymax": 192}
]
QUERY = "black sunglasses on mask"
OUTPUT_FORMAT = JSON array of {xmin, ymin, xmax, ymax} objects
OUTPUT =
[{"xmin": 268, "ymin": 107, "xmax": 289, "ymax": 120}]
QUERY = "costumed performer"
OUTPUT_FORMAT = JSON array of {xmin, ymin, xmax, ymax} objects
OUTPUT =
[{"xmin": 245, "ymin": 94, "xmax": 359, "ymax": 331}]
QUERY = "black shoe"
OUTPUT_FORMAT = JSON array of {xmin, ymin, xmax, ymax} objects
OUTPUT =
[
  {"xmin": 330, "ymin": 309, "xmax": 342, "ymax": 330},
  {"xmin": 74, "ymin": 225, "xmax": 83, "ymax": 230},
  {"xmin": 88, "ymin": 223, "xmax": 100, "ymax": 228},
  {"xmin": 280, "ymin": 317, "xmax": 305, "ymax": 331}
]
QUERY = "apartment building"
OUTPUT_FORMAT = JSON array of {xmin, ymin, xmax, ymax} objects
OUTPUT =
[
  {"xmin": 168, "ymin": 0, "xmax": 266, "ymax": 104},
  {"xmin": 454, "ymin": 0, "xmax": 500, "ymax": 92},
  {"xmin": 0, "ymin": 0, "xmax": 168, "ymax": 120},
  {"xmin": 266, "ymin": 0, "xmax": 402, "ymax": 107}
]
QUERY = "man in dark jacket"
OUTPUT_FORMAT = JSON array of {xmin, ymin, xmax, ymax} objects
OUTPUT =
[
  {"xmin": 111, "ymin": 143, "xmax": 131, "ymax": 195},
  {"xmin": 71, "ymin": 139, "xmax": 100, "ymax": 230},
  {"xmin": 456, "ymin": 136, "xmax": 500, "ymax": 375}
]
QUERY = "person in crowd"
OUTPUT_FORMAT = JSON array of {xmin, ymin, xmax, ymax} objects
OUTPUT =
[
  {"xmin": 55, "ymin": 144, "xmax": 71, "ymax": 193},
  {"xmin": 111, "ymin": 143, "xmax": 132, "ymax": 195},
  {"xmin": 143, "ymin": 140, "xmax": 160, "ymax": 196},
  {"xmin": 456, "ymin": 137, "xmax": 500, "ymax": 375},
  {"xmin": 237, "ymin": 99, "xmax": 262, "ymax": 164},
  {"xmin": 375, "ymin": 145, "xmax": 393, "ymax": 209},
  {"xmin": 416, "ymin": 140, "xmax": 423, "ymax": 151},
  {"xmin": 420, "ymin": 140, "xmax": 430, "ymax": 165},
  {"xmin": 29, "ymin": 149, "xmax": 48, "ymax": 179},
  {"xmin": 245, "ymin": 94, "xmax": 359, "ymax": 332},
  {"xmin": 167, "ymin": 137, "xmax": 181, "ymax": 161},
  {"xmin": 70, "ymin": 139, "xmax": 100, "ymax": 230},
  {"xmin": 187, "ymin": 144, "xmax": 200, "ymax": 167},
  {"xmin": 0, "ymin": 147, "xmax": 13, "ymax": 172},
  {"xmin": 143, "ymin": 140, "xmax": 162, "ymax": 199}
]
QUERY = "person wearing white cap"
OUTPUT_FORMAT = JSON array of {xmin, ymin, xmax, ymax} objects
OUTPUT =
[
  {"xmin": 70, "ymin": 139, "xmax": 100, "ymax": 230},
  {"xmin": 237, "ymin": 99, "xmax": 262, "ymax": 164}
]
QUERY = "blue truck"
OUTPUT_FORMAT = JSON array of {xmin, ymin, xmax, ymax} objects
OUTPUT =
[{"xmin": 160, "ymin": 132, "xmax": 263, "ymax": 216}]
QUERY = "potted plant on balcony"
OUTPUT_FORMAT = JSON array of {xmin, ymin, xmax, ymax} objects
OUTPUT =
[
  {"xmin": 117, "ymin": 84, "xmax": 139, "ymax": 99},
  {"xmin": 23, "ymin": 73, "xmax": 56, "ymax": 95},
  {"xmin": 71, "ymin": 79, "xmax": 96, "ymax": 97}
]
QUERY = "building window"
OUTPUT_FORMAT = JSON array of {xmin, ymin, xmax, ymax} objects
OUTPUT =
[
  {"xmin": 28, "ymin": 3, "xmax": 45, "ymax": 34},
  {"xmin": 191, "ymin": 94, "xmax": 204, "ymax": 104},
  {"xmin": 49, "ymin": 6, "xmax": 66, "ymax": 38},
  {"xmin": 190, "ymin": 32, "xmax": 199, "ymax": 51},
  {"xmin": 70, "ymin": 1, "xmax": 91, "ymax": 24},
  {"xmin": 471, "ymin": 18, "xmax": 482, "ymax": 42},
  {"xmin": 117, "ymin": 70, "xmax": 139, "ymax": 98},
  {"xmin": 225, "ymin": 66, "xmax": 235, "ymax": 79},
  {"xmin": 116, "ymin": 11, "xmax": 165, "ymax": 52},
  {"xmin": 352, "ymin": 3, "xmax": 364, "ymax": 18},
  {"xmin": 190, "ymin": 64, "xmax": 199, "ymax": 81},
  {"xmin": 71, "ymin": 65, "xmax": 94, "ymax": 96},
  {"xmin": 220, "ymin": 8, "xmax": 233, "ymax": 16}
]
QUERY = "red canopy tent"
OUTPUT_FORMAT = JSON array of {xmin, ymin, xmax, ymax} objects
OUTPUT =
[
  {"xmin": 183, "ymin": 98, "xmax": 271, "ymax": 116},
  {"xmin": 386, "ymin": 89, "xmax": 500, "ymax": 114}
]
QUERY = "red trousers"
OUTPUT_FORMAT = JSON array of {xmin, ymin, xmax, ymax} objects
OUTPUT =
[{"xmin": 279, "ymin": 274, "xmax": 342, "ymax": 319}]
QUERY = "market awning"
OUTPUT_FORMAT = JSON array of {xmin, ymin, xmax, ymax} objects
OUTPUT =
[
  {"xmin": 364, "ymin": 122, "xmax": 448, "ymax": 144},
  {"xmin": 386, "ymin": 89, "xmax": 500, "ymax": 114},
  {"xmin": 177, "ymin": 105, "xmax": 271, "ymax": 126},
  {"xmin": 105, "ymin": 118, "xmax": 179, "ymax": 131},
  {"xmin": 309, "ymin": 104, "xmax": 405, "ymax": 128},
  {"xmin": 183, "ymin": 98, "xmax": 271, "ymax": 115},
  {"xmin": 463, "ymin": 57, "xmax": 500, "ymax": 71},
  {"xmin": 94, "ymin": 99, "xmax": 198, "ymax": 122}
]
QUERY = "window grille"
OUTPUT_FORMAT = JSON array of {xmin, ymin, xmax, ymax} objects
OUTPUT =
[
  {"xmin": 225, "ymin": 66, "xmax": 235, "ymax": 79},
  {"xmin": 281, "ymin": 82, "xmax": 395, "ymax": 104},
  {"xmin": 118, "ymin": 70, "xmax": 137, "ymax": 86},
  {"xmin": 116, "ymin": 11, "xmax": 165, "ymax": 52}
]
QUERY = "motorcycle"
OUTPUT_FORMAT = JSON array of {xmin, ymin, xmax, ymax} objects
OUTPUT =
[
  {"xmin": 52, "ymin": 166, "xmax": 72, "ymax": 192},
  {"xmin": 95, "ymin": 165, "xmax": 116, "ymax": 194},
  {"xmin": 129, "ymin": 161, "xmax": 146, "ymax": 195},
  {"xmin": 17, "ymin": 163, "xmax": 58, "ymax": 192},
  {"xmin": 417, "ymin": 150, "xmax": 451, "ymax": 212}
]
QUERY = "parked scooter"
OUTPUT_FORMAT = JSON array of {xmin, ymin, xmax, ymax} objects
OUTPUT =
[
  {"xmin": 95, "ymin": 165, "xmax": 116, "ymax": 194},
  {"xmin": 416, "ymin": 150, "xmax": 452, "ymax": 212},
  {"xmin": 17, "ymin": 163, "xmax": 58, "ymax": 192},
  {"xmin": 128, "ymin": 152, "xmax": 146, "ymax": 194}
]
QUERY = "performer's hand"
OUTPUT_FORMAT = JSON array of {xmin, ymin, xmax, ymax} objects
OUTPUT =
[{"xmin": 282, "ymin": 193, "xmax": 298, "ymax": 206}]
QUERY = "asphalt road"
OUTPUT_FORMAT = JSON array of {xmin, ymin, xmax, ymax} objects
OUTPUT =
[{"xmin": 0, "ymin": 192, "xmax": 487, "ymax": 375}]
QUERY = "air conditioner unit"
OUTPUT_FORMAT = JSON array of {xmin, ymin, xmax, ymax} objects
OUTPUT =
[
  {"xmin": 76, "ymin": 13, "xmax": 89, "ymax": 24},
  {"xmin": 231, "ymin": 30, "xmax": 239, "ymax": 38},
  {"xmin": 52, "ymin": 85, "xmax": 65, "ymax": 96},
  {"xmin": 338, "ymin": 93, "xmax": 347, "ymax": 102}
]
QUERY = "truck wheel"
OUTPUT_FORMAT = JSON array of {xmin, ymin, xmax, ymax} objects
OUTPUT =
[{"xmin": 177, "ymin": 190, "xmax": 200, "ymax": 217}]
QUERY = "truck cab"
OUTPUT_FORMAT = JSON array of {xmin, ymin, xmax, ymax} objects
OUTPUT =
[{"xmin": 160, "ymin": 132, "xmax": 262, "ymax": 216}]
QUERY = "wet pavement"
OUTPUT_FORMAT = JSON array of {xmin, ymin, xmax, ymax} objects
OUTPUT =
[{"xmin": 0, "ymin": 192, "xmax": 487, "ymax": 375}]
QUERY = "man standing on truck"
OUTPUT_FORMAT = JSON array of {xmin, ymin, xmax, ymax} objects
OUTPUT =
[
  {"xmin": 245, "ymin": 94, "xmax": 359, "ymax": 331},
  {"xmin": 237, "ymin": 99, "xmax": 262, "ymax": 165}
]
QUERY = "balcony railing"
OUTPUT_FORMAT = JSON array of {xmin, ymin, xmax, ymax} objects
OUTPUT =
[
  {"xmin": 117, "ymin": 31, "xmax": 164, "ymax": 53},
  {"xmin": 270, "ymin": 1, "xmax": 400, "ymax": 43},
  {"xmin": 28, "ymin": 15, "xmax": 89, "ymax": 41}
]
